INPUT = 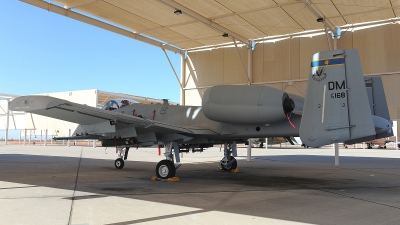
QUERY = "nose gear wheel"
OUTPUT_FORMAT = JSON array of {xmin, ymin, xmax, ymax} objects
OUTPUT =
[
  {"xmin": 220, "ymin": 156, "xmax": 237, "ymax": 171},
  {"xmin": 115, "ymin": 158, "xmax": 124, "ymax": 169}
]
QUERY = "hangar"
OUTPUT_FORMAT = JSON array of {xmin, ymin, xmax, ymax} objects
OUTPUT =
[{"xmin": 2, "ymin": 0, "xmax": 400, "ymax": 143}]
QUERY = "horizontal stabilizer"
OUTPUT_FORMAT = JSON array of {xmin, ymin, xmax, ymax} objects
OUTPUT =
[{"xmin": 345, "ymin": 77, "xmax": 393, "ymax": 144}]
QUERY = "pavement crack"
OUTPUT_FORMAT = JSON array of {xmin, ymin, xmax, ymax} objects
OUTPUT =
[{"xmin": 320, "ymin": 189, "xmax": 400, "ymax": 210}]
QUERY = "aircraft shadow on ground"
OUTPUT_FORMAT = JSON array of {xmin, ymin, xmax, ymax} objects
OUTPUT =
[{"xmin": 1, "ymin": 153, "xmax": 400, "ymax": 224}]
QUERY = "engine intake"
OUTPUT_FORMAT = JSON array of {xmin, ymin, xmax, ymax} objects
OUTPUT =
[{"xmin": 202, "ymin": 85, "xmax": 294, "ymax": 124}]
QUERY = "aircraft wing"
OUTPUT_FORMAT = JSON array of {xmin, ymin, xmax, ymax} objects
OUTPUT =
[{"xmin": 9, "ymin": 95, "xmax": 216, "ymax": 136}]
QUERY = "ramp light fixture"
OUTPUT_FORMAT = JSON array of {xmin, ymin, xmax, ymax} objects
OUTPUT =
[
  {"xmin": 222, "ymin": 33, "xmax": 229, "ymax": 37},
  {"xmin": 174, "ymin": 9, "xmax": 182, "ymax": 15},
  {"xmin": 317, "ymin": 17, "xmax": 324, "ymax": 22}
]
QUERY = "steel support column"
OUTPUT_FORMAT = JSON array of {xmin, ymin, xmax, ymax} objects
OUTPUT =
[
  {"xmin": 67, "ymin": 129, "xmax": 71, "ymax": 147},
  {"xmin": 247, "ymin": 138, "xmax": 251, "ymax": 161},
  {"xmin": 248, "ymin": 43, "xmax": 253, "ymax": 84},
  {"xmin": 180, "ymin": 52, "xmax": 186, "ymax": 106},
  {"xmin": 5, "ymin": 100, "xmax": 9, "ymax": 145},
  {"xmin": 24, "ymin": 129, "xmax": 26, "ymax": 146},
  {"xmin": 44, "ymin": 129, "xmax": 47, "ymax": 146},
  {"xmin": 334, "ymin": 143, "xmax": 339, "ymax": 166},
  {"xmin": 333, "ymin": 34, "xmax": 339, "ymax": 165}
]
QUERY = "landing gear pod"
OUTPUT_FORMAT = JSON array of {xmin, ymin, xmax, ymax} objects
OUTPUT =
[{"xmin": 202, "ymin": 85, "xmax": 294, "ymax": 124}]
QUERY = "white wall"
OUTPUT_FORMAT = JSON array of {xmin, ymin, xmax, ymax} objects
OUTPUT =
[{"xmin": 1, "ymin": 89, "xmax": 97, "ymax": 138}]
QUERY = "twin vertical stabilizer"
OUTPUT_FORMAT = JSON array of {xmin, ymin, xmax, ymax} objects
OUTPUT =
[{"xmin": 300, "ymin": 49, "xmax": 391, "ymax": 147}]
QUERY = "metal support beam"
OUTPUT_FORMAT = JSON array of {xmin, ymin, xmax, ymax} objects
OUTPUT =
[
  {"xmin": 93, "ymin": 140, "xmax": 96, "ymax": 148},
  {"xmin": 233, "ymin": 40, "xmax": 251, "ymax": 84},
  {"xmin": 67, "ymin": 129, "xmax": 71, "ymax": 147},
  {"xmin": 180, "ymin": 52, "xmax": 186, "ymax": 106},
  {"xmin": 162, "ymin": 48, "xmax": 182, "ymax": 89},
  {"xmin": 65, "ymin": 0, "xmax": 100, "ymax": 9},
  {"xmin": 247, "ymin": 42, "xmax": 253, "ymax": 85},
  {"xmin": 394, "ymin": 121, "xmax": 398, "ymax": 151},
  {"xmin": 324, "ymin": 28, "xmax": 332, "ymax": 50},
  {"xmin": 21, "ymin": 0, "xmax": 182, "ymax": 54},
  {"xmin": 5, "ymin": 100, "xmax": 9, "ymax": 145},
  {"xmin": 44, "ymin": 129, "xmax": 47, "ymax": 146},
  {"xmin": 24, "ymin": 129, "xmax": 27, "ymax": 146},
  {"xmin": 158, "ymin": 0, "xmax": 249, "ymax": 45},
  {"xmin": 247, "ymin": 138, "xmax": 251, "ymax": 161},
  {"xmin": 333, "ymin": 32, "xmax": 339, "ymax": 166},
  {"xmin": 333, "ymin": 36, "xmax": 338, "ymax": 50},
  {"xmin": 301, "ymin": 0, "xmax": 336, "ymax": 33},
  {"xmin": 334, "ymin": 143, "xmax": 339, "ymax": 166}
]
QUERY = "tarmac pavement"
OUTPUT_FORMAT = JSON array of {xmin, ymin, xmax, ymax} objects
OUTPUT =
[{"xmin": 1, "ymin": 144, "xmax": 400, "ymax": 225}]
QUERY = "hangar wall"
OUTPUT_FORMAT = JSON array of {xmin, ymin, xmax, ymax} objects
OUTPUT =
[{"xmin": 183, "ymin": 23, "xmax": 400, "ymax": 123}]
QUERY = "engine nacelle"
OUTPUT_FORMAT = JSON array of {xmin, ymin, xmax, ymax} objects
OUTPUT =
[{"xmin": 202, "ymin": 85, "xmax": 294, "ymax": 124}]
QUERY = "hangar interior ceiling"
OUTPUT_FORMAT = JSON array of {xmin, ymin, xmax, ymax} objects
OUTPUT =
[{"xmin": 23, "ymin": 0, "xmax": 400, "ymax": 51}]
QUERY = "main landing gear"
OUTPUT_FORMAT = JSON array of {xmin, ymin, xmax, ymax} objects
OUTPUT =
[
  {"xmin": 155, "ymin": 142, "xmax": 180, "ymax": 179},
  {"xmin": 156, "ymin": 160, "xmax": 176, "ymax": 178},
  {"xmin": 114, "ymin": 147, "xmax": 130, "ymax": 169},
  {"xmin": 219, "ymin": 142, "xmax": 238, "ymax": 171}
]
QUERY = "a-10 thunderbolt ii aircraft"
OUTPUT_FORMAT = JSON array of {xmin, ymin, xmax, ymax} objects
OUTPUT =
[{"xmin": 10, "ymin": 49, "xmax": 393, "ymax": 179}]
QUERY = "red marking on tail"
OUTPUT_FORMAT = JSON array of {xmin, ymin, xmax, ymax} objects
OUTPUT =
[{"xmin": 158, "ymin": 145, "xmax": 161, "ymax": 156}]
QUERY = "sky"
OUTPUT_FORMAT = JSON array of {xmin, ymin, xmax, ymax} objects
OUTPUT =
[{"xmin": 0, "ymin": 1, "xmax": 182, "ymax": 103}]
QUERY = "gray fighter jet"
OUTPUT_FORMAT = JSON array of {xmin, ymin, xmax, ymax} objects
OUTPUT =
[{"xmin": 10, "ymin": 49, "xmax": 392, "ymax": 179}]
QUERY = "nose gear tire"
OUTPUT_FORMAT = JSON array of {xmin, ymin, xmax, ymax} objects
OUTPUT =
[
  {"xmin": 115, "ymin": 158, "xmax": 124, "ymax": 169},
  {"xmin": 220, "ymin": 156, "xmax": 237, "ymax": 171}
]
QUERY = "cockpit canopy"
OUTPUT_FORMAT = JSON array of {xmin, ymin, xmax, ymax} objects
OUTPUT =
[{"xmin": 100, "ymin": 98, "xmax": 138, "ymax": 111}]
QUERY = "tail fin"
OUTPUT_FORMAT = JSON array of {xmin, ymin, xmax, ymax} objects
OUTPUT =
[{"xmin": 299, "ymin": 49, "xmax": 392, "ymax": 147}]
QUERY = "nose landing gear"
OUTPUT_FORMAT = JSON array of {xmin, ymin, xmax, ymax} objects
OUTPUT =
[
  {"xmin": 115, "ymin": 158, "xmax": 124, "ymax": 169},
  {"xmin": 114, "ymin": 147, "xmax": 129, "ymax": 169},
  {"xmin": 219, "ymin": 142, "xmax": 238, "ymax": 172}
]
